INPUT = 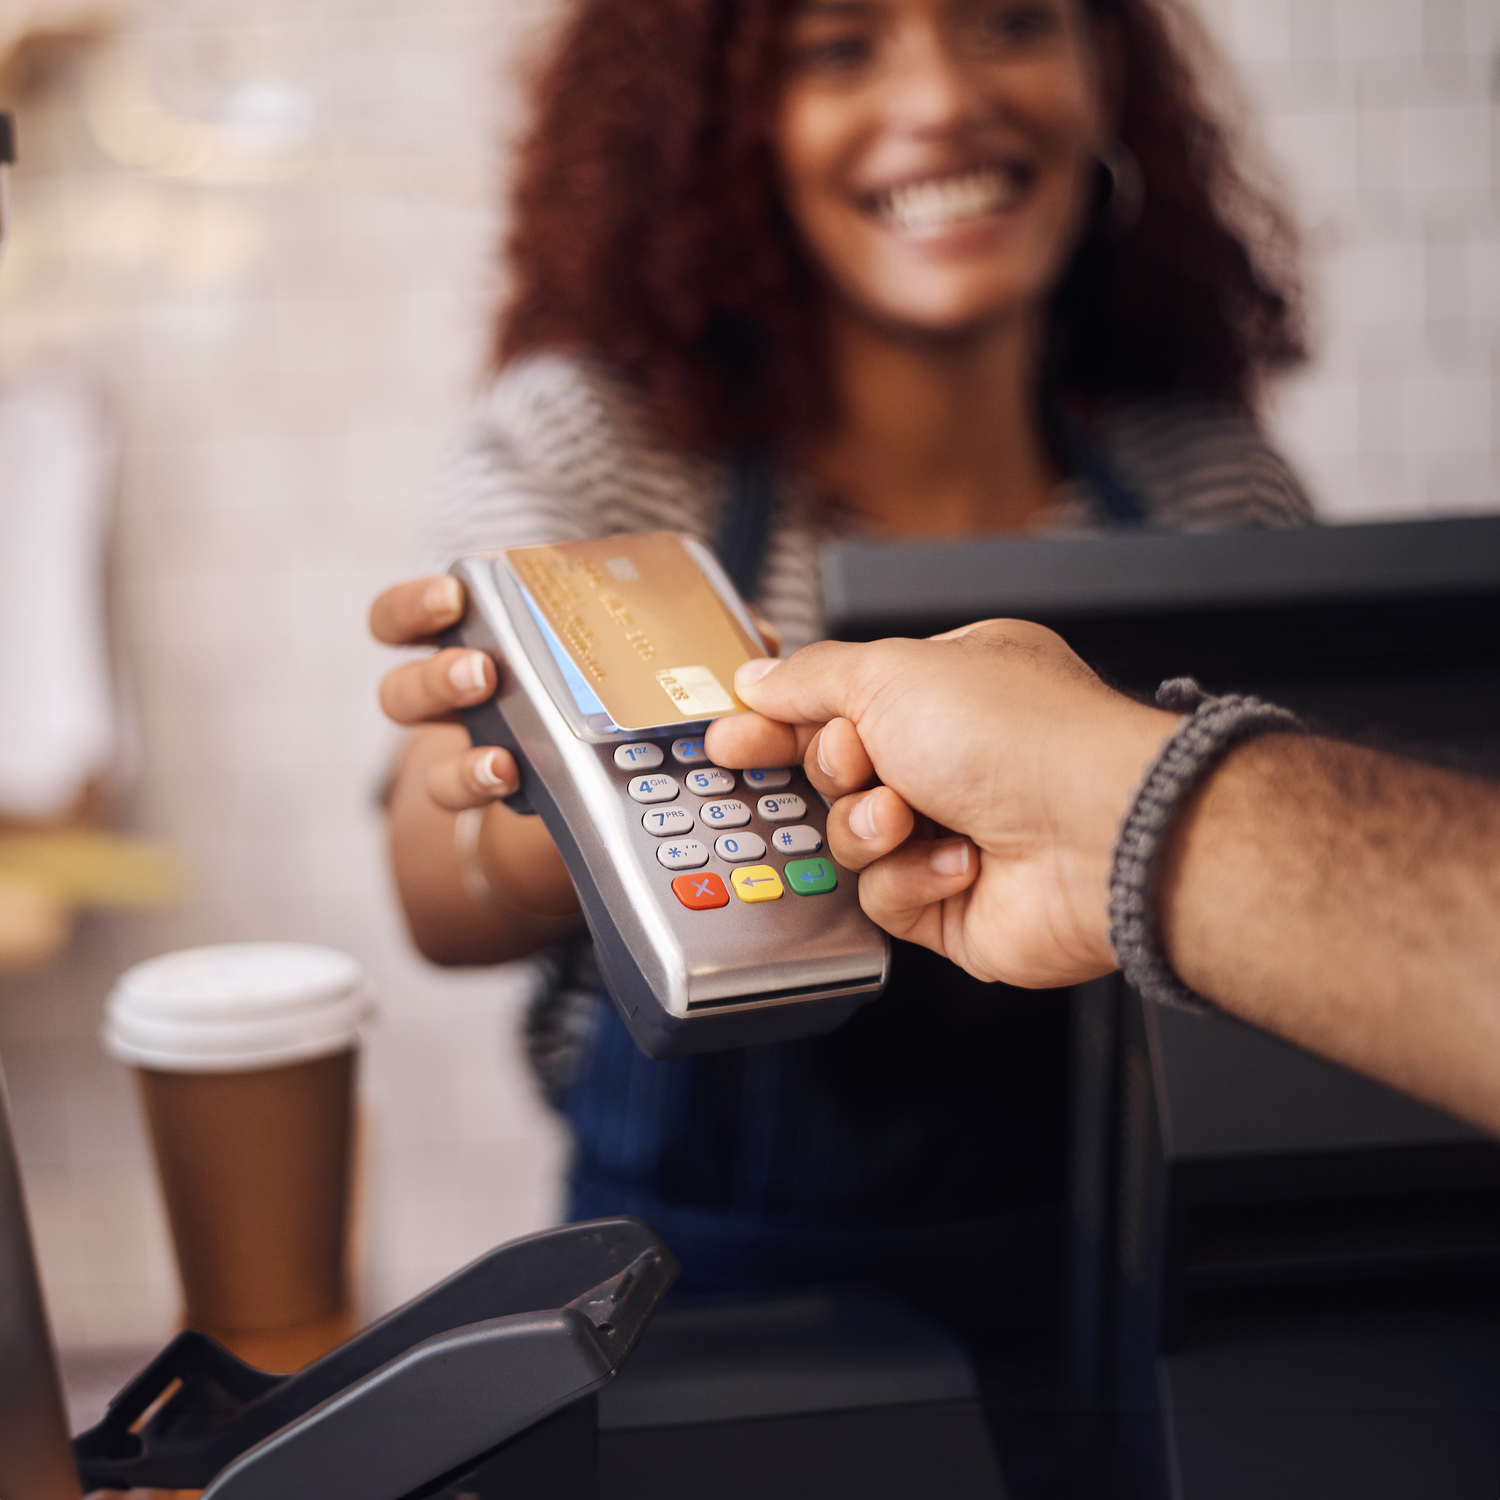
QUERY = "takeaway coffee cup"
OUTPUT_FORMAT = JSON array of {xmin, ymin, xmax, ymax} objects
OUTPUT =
[{"xmin": 103, "ymin": 944, "xmax": 373, "ymax": 1364}]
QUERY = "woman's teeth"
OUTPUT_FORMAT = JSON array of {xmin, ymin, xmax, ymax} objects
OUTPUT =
[{"xmin": 878, "ymin": 169, "xmax": 1023, "ymax": 234}]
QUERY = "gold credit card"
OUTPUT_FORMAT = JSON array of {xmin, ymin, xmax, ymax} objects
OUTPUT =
[{"xmin": 505, "ymin": 533, "xmax": 765, "ymax": 731}]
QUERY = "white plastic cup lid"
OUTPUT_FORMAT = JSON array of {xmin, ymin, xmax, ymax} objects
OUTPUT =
[{"xmin": 102, "ymin": 943, "xmax": 374, "ymax": 1073}]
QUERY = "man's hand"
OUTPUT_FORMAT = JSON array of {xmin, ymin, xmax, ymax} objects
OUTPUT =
[
  {"xmin": 706, "ymin": 621, "xmax": 1180, "ymax": 989},
  {"xmin": 716, "ymin": 621, "xmax": 1500, "ymax": 1138}
]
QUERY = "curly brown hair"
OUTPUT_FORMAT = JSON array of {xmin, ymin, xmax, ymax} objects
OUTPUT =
[{"xmin": 498, "ymin": 0, "xmax": 1306, "ymax": 456}]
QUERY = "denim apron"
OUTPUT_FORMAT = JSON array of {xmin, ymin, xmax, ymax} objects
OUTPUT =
[{"xmin": 563, "ymin": 427, "xmax": 1145, "ymax": 1339}]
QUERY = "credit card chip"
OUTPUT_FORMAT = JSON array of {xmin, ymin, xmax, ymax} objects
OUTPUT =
[{"xmin": 656, "ymin": 665, "xmax": 734, "ymax": 716}]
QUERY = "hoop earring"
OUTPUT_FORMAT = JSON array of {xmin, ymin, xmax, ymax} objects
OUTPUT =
[{"xmin": 1096, "ymin": 141, "xmax": 1144, "ymax": 239}]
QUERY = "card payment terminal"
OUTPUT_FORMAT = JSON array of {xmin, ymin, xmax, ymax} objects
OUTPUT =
[{"xmin": 446, "ymin": 535, "xmax": 889, "ymax": 1058}]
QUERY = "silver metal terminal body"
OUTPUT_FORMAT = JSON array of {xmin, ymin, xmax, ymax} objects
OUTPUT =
[{"xmin": 450, "ymin": 547, "xmax": 889, "ymax": 1056}]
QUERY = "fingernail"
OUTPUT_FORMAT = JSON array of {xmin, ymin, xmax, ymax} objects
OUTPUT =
[
  {"xmin": 425, "ymin": 576, "xmax": 463, "ymax": 619},
  {"xmin": 930, "ymin": 840, "xmax": 970, "ymax": 877},
  {"xmin": 735, "ymin": 658, "xmax": 780, "ymax": 691},
  {"xmin": 816, "ymin": 734, "xmax": 834, "ymax": 780},
  {"xmin": 848, "ymin": 791, "xmax": 880, "ymax": 840},
  {"xmin": 474, "ymin": 750, "xmax": 508, "ymax": 791},
  {"xmin": 449, "ymin": 651, "xmax": 488, "ymax": 694}
]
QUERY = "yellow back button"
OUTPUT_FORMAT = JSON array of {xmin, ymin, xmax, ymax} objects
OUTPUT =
[{"xmin": 730, "ymin": 864, "xmax": 784, "ymax": 903}]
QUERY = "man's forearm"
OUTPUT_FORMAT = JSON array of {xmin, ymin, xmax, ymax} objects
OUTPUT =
[{"xmin": 1157, "ymin": 735, "xmax": 1500, "ymax": 1133}]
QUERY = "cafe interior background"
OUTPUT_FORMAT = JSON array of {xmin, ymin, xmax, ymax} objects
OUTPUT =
[{"xmin": 0, "ymin": 0, "xmax": 1495, "ymax": 1425}]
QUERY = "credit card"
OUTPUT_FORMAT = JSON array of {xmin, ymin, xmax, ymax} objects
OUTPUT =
[{"xmin": 504, "ymin": 533, "xmax": 764, "ymax": 731}]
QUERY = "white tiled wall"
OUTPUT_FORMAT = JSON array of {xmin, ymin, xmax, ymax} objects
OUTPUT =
[
  {"xmin": 0, "ymin": 0, "xmax": 1494, "ymax": 1380},
  {"xmin": 0, "ymin": 0, "xmax": 567, "ymax": 1360},
  {"xmin": 1196, "ymin": 0, "xmax": 1500, "ymax": 518}
]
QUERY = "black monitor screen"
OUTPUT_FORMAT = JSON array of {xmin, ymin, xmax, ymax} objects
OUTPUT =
[{"xmin": 821, "ymin": 515, "xmax": 1500, "ymax": 767}]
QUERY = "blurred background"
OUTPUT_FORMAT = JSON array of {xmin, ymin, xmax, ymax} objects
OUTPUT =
[{"xmin": 0, "ymin": 0, "xmax": 1494, "ymax": 1426}]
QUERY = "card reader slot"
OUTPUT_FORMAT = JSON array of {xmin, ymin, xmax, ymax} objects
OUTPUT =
[{"xmin": 687, "ymin": 976, "xmax": 883, "ymax": 1012}]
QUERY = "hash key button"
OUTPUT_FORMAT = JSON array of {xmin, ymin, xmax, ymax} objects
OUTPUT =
[
  {"xmin": 614, "ymin": 742, "xmax": 664, "ymax": 771},
  {"xmin": 785, "ymin": 858, "xmax": 837, "ymax": 895},
  {"xmin": 770, "ymin": 824, "xmax": 822, "ymax": 855},
  {"xmin": 731, "ymin": 865, "xmax": 784, "ymax": 903},
  {"xmin": 628, "ymin": 773, "xmax": 679, "ymax": 804},
  {"xmin": 757, "ymin": 793, "xmax": 806, "ymax": 823}
]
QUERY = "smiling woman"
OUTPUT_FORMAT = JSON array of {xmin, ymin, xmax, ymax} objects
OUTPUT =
[
  {"xmin": 499, "ymin": 0, "xmax": 1303, "ymax": 464},
  {"xmin": 372, "ymin": 3, "xmax": 1312, "ymax": 1490},
  {"xmin": 777, "ymin": 0, "xmax": 1102, "ymax": 335}
]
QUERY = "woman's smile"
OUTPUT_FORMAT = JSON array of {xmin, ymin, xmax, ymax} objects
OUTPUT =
[{"xmin": 866, "ymin": 161, "xmax": 1037, "ymax": 240}]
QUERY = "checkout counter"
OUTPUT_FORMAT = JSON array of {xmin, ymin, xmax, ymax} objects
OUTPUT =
[
  {"xmin": 1071, "ymin": 979, "xmax": 1500, "ymax": 1497},
  {"xmin": 825, "ymin": 513, "xmax": 1500, "ymax": 1497},
  {"xmin": 4, "ymin": 1181, "xmax": 1007, "ymax": 1499}
]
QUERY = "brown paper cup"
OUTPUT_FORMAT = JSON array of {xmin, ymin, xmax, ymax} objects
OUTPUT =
[
  {"xmin": 137, "ymin": 1049, "xmax": 355, "ymax": 1335},
  {"xmin": 104, "ymin": 944, "xmax": 373, "ymax": 1369}
]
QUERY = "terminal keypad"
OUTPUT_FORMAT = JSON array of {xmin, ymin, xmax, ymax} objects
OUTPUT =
[{"xmin": 608, "ymin": 737, "xmax": 838, "ymax": 912}]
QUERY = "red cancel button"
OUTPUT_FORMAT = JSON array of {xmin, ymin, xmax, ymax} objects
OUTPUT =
[{"xmin": 672, "ymin": 872, "xmax": 729, "ymax": 910}]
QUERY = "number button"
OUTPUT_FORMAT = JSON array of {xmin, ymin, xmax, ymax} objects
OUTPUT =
[
  {"xmin": 757, "ymin": 794, "xmax": 806, "ymax": 823},
  {"xmin": 784, "ymin": 858, "xmax": 837, "ymax": 895},
  {"xmin": 614, "ymin": 742, "xmax": 664, "ymax": 771},
  {"xmin": 741, "ymin": 768, "xmax": 791, "ymax": 790},
  {"xmin": 643, "ymin": 806, "xmax": 694, "ymax": 837},
  {"xmin": 770, "ymin": 824, "xmax": 822, "ymax": 855},
  {"xmin": 657, "ymin": 840, "xmax": 710, "ymax": 871},
  {"xmin": 714, "ymin": 831, "xmax": 767, "ymax": 863},
  {"xmin": 672, "ymin": 870, "xmax": 729, "ymax": 908},
  {"xmin": 685, "ymin": 768, "xmax": 735, "ymax": 796},
  {"xmin": 672, "ymin": 737, "xmax": 710, "ymax": 766},
  {"xmin": 700, "ymin": 798, "xmax": 751, "ymax": 829},
  {"xmin": 730, "ymin": 865, "xmax": 784, "ymax": 903},
  {"xmin": 628, "ymin": 774, "xmax": 679, "ymax": 804}
]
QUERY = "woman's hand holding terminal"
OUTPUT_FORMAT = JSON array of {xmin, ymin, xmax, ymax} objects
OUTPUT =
[
  {"xmin": 705, "ymin": 623, "xmax": 1181, "ymax": 990},
  {"xmin": 371, "ymin": 575, "xmax": 581, "ymax": 965}
]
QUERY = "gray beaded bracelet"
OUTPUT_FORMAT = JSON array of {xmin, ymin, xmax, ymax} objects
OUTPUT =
[{"xmin": 1107, "ymin": 678, "xmax": 1304, "ymax": 1013}]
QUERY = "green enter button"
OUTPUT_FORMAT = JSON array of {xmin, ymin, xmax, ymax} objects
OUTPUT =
[{"xmin": 784, "ymin": 857, "xmax": 837, "ymax": 895}]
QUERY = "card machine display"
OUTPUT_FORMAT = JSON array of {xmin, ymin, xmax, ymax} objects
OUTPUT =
[{"xmin": 445, "ymin": 534, "xmax": 890, "ymax": 1058}]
